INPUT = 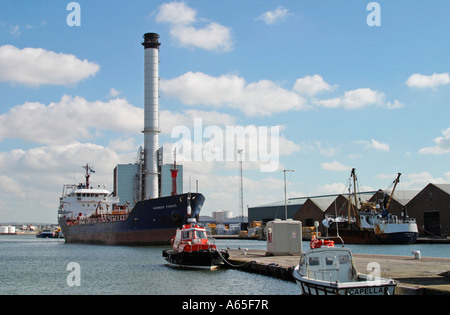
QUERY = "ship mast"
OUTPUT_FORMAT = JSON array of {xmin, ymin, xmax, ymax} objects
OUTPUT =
[
  {"xmin": 347, "ymin": 168, "xmax": 361, "ymax": 229},
  {"xmin": 82, "ymin": 163, "xmax": 94, "ymax": 189}
]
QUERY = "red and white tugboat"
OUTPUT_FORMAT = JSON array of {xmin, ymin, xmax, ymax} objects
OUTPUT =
[{"xmin": 162, "ymin": 218, "xmax": 229, "ymax": 270}]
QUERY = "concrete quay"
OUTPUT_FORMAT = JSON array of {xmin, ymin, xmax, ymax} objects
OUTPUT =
[{"xmin": 224, "ymin": 249, "xmax": 450, "ymax": 295}]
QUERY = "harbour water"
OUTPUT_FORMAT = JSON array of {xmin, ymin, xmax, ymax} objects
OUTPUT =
[{"xmin": 1, "ymin": 235, "xmax": 449, "ymax": 295}]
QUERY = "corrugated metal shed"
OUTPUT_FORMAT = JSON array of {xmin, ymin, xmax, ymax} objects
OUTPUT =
[
  {"xmin": 435, "ymin": 184, "xmax": 450, "ymax": 195},
  {"xmin": 373, "ymin": 189, "xmax": 421, "ymax": 206},
  {"xmin": 248, "ymin": 197, "xmax": 307, "ymax": 222}
]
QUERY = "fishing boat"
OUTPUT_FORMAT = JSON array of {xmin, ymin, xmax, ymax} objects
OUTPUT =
[
  {"xmin": 162, "ymin": 218, "xmax": 229, "ymax": 270},
  {"xmin": 293, "ymin": 236, "xmax": 397, "ymax": 295},
  {"xmin": 323, "ymin": 169, "xmax": 418, "ymax": 244}
]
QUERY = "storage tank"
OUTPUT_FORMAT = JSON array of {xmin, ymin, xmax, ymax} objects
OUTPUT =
[
  {"xmin": 266, "ymin": 219, "xmax": 302, "ymax": 255},
  {"xmin": 212, "ymin": 210, "xmax": 232, "ymax": 223},
  {"xmin": 0, "ymin": 226, "xmax": 8, "ymax": 234},
  {"xmin": 8, "ymin": 226, "xmax": 16, "ymax": 234}
]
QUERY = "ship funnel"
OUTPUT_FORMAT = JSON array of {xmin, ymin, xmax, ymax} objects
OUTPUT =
[{"xmin": 142, "ymin": 33, "xmax": 161, "ymax": 199}]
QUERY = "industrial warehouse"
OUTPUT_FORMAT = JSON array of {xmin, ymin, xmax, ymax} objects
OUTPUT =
[{"xmin": 248, "ymin": 183, "xmax": 450, "ymax": 237}]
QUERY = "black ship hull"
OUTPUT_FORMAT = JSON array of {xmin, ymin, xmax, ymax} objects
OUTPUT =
[
  {"xmin": 58, "ymin": 193, "xmax": 204, "ymax": 246},
  {"xmin": 328, "ymin": 228, "xmax": 418, "ymax": 245},
  {"xmin": 162, "ymin": 248, "xmax": 229, "ymax": 270}
]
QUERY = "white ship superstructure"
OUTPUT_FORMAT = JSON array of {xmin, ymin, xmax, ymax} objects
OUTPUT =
[
  {"xmin": 59, "ymin": 164, "xmax": 127, "ymax": 223},
  {"xmin": 60, "ymin": 184, "xmax": 120, "ymax": 220}
]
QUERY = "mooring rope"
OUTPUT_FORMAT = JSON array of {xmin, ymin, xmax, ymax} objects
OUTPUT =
[{"xmin": 216, "ymin": 249, "xmax": 249, "ymax": 268}]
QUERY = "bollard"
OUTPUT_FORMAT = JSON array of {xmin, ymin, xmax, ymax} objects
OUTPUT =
[{"xmin": 412, "ymin": 250, "xmax": 421, "ymax": 259}]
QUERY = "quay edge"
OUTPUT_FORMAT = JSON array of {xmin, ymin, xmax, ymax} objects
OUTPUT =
[{"xmin": 224, "ymin": 249, "xmax": 450, "ymax": 295}]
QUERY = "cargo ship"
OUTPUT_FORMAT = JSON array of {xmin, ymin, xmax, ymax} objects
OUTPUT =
[
  {"xmin": 58, "ymin": 165, "xmax": 204, "ymax": 245},
  {"xmin": 57, "ymin": 33, "xmax": 205, "ymax": 245}
]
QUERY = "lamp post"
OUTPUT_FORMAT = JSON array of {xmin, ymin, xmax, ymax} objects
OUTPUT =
[
  {"xmin": 283, "ymin": 169, "xmax": 295, "ymax": 220},
  {"xmin": 238, "ymin": 149, "xmax": 244, "ymax": 223}
]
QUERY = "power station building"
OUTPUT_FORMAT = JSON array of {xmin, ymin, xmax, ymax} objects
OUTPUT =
[{"xmin": 113, "ymin": 161, "xmax": 183, "ymax": 206}]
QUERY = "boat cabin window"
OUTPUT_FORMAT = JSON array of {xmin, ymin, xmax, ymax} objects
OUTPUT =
[
  {"xmin": 339, "ymin": 255, "xmax": 350, "ymax": 264},
  {"xmin": 308, "ymin": 256, "xmax": 320, "ymax": 266},
  {"xmin": 325, "ymin": 256, "xmax": 336, "ymax": 266},
  {"xmin": 182, "ymin": 230, "xmax": 194, "ymax": 239},
  {"xmin": 299, "ymin": 253, "xmax": 306, "ymax": 265},
  {"xmin": 195, "ymin": 230, "xmax": 207, "ymax": 239}
]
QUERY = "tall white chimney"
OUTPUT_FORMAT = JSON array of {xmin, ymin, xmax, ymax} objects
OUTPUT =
[{"xmin": 142, "ymin": 33, "xmax": 161, "ymax": 199}]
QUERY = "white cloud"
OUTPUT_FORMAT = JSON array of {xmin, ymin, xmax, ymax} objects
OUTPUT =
[
  {"xmin": 401, "ymin": 172, "xmax": 450, "ymax": 189},
  {"xmin": 375, "ymin": 173, "xmax": 398, "ymax": 180},
  {"xmin": 300, "ymin": 141, "xmax": 339, "ymax": 157},
  {"xmin": 160, "ymin": 71, "xmax": 307, "ymax": 116},
  {"xmin": 155, "ymin": 1, "xmax": 196, "ymax": 25},
  {"xmin": 0, "ymin": 45, "xmax": 99, "ymax": 86},
  {"xmin": 0, "ymin": 142, "xmax": 129, "ymax": 222},
  {"xmin": 315, "ymin": 88, "xmax": 385, "ymax": 110},
  {"xmin": 293, "ymin": 74, "xmax": 335, "ymax": 96},
  {"xmin": 255, "ymin": 6, "xmax": 290, "ymax": 25},
  {"xmin": 0, "ymin": 175, "xmax": 22, "ymax": 194},
  {"xmin": 368, "ymin": 139, "xmax": 390, "ymax": 152},
  {"xmin": 0, "ymin": 93, "xmax": 244, "ymax": 146},
  {"xmin": 316, "ymin": 182, "xmax": 347, "ymax": 195},
  {"xmin": 384, "ymin": 100, "xmax": 405, "ymax": 109},
  {"xmin": 419, "ymin": 127, "xmax": 450, "ymax": 155},
  {"xmin": 160, "ymin": 109, "xmax": 236, "ymax": 135},
  {"xmin": 156, "ymin": 1, "xmax": 233, "ymax": 52},
  {"xmin": 355, "ymin": 139, "xmax": 390, "ymax": 152},
  {"xmin": 108, "ymin": 88, "xmax": 121, "ymax": 98},
  {"xmin": 279, "ymin": 136, "xmax": 301, "ymax": 156},
  {"xmin": 0, "ymin": 95, "xmax": 142, "ymax": 145},
  {"xmin": 25, "ymin": 20, "xmax": 47, "ymax": 30},
  {"xmin": 108, "ymin": 137, "xmax": 137, "ymax": 152},
  {"xmin": 161, "ymin": 72, "xmax": 403, "ymax": 115},
  {"xmin": 406, "ymin": 72, "xmax": 450, "ymax": 89},
  {"xmin": 0, "ymin": 142, "xmax": 125, "ymax": 182},
  {"xmin": 9, "ymin": 25, "xmax": 20, "ymax": 36},
  {"xmin": 320, "ymin": 161, "xmax": 351, "ymax": 172}
]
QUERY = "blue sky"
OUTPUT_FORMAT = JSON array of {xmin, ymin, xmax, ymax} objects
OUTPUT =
[{"xmin": 0, "ymin": 0, "xmax": 449, "ymax": 223}]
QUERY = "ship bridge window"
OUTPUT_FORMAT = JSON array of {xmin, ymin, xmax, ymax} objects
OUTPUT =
[{"xmin": 182, "ymin": 230, "xmax": 194, "ymax": 239}]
